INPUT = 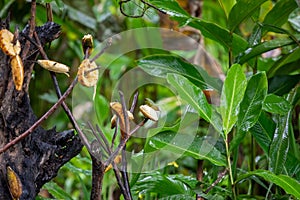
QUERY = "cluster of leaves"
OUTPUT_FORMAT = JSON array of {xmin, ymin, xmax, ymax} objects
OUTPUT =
[
  {"xmin": 2, "ymin": 0, "xmax": 299, "ymax": 199},
  {"xmin": 132, "ymin": 0, "xmax": 300, "ymax": 199}
]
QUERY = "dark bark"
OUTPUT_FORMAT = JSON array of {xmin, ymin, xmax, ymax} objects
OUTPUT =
[{"xmin": 0, "ymin": 20, "xmax": 83, "ymax": 199}]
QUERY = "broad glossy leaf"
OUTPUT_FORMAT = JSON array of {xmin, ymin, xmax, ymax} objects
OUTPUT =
[
  {"xmin": 228, "ymin": 0, "xmax": 267, "ymax": 31},
  {"xmin": 237, "ymin": 72, "xmax": 268, "ymax": 131},
  {"xmin": 231, "ymin": 72, "xmax": 268, "ymax": 150},
  {"xmin": 268, "ymin": 75, "xmax": 300, "ymax": 96},
  {"xmin": 289, "ymin": 8, "xmax": 300, "ymax": 32},
  {"xmin": 262, "ymin": 94, "xmax": 292, "ymax": 115},
  {"xmin": 218, "ymin": 0, "xmax": 236, "ymax": 17},
  {"xmin": 269, "ymin": 112, "xmax": 291, "ymax": 174},
  {"xmin": 188, "ymin": 19, "xmax": 248, "ymax": 56},
  {"xmin": 268, "ymin": 47, "xmax": 300, "ymax": 77},
  {"xmin": 149, "ymin": 0, "xmax": 189, "ymax": 18},
  {"xmin": 263, "ymin": 0, "xmax": 298, "ymax": 32},
  {"xmin": 250, "ymin": 112, "xmax": 275, "ymax": 154},
  {"xmin": 220, "ymin": 64, "xmax": 247, "ymax": 135},
  {"xmin": 149, "ymin": 131, "xmax": 226, "ymax": 166},
  {"xmin": 138, "ymin": 55, "xmax": 222, "ymax": 90},
  {"xmin": 132, "ymin": 172, "xmax": 195, "ymax": 197},
  {"xmin": 237, "ymin": 170, "xmax": 300, "ymax": 198},
  {"xmin": 237, "ymin": 34, "xmax": 300, "ymax": 64},
  {"xmin": 167, "ymin": 73, "xmax": 221, "ymax": 132}
]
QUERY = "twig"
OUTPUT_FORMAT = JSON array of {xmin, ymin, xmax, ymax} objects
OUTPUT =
[
  {"xmin": 0, "ymin": 76, "xmax": 78, "ymax": 155},
  {"xmin": 88, "ymin": 122, "xmax": 109, "ymax": 156},
  {"xmin": 95, "ymin": 125, "xmax": 111, "ymax": 156},
  {"xmin": 90, "ymin": 38, "xmax": 112, "ymax": 63},
  {"xmin": 32, "ymin": 31, "xmax": 92, "ymax": 151},
  {"xmin": 204, "ymin": 169, "xmax": 228, "ymax": 194},
  {"xmin": 130, "ymin": 91, "xmax": 139, "ymax": 113},
  {"xmin": 21, "ymin": 0, "xmax": 36, "ymax": 59},
  {"xmin": 111, "ymin": 120, "xmax": 119, "ymax": 149}
]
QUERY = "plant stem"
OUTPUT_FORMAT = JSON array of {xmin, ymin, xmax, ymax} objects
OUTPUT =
[{"xmin": 225, "ymin": 135, "xmax": 236, "ymax": 200}]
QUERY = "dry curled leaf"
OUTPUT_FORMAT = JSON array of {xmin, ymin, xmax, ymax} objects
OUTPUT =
[
  {"xmin": 77, "ymin": 59, "xmax": 99, "ymax": 87},
  {"xmin": 37, "ymin": 60, "xmax": 70, "ymax": 76},
  {"xmin": 7, "ymin": 166, "xmax": 22, "ymax": 200},
  {"xmin": 0, "ymin": 29, "xmax": 20, "ymax": 57},
  {"xmin": 10, "ymin": 56, "xmax": 24, "ymax": 91}
]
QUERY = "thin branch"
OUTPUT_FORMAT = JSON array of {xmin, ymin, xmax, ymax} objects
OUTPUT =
[
  {"xmin": 204, "ymin": 169, "xmax": 228, "ymax": 194},
  {"xmin": 0, "ymin": 76, "xmax": 78, "ymax": 154},
  {"xmin": 90, "ymin": 38, "xmax": 112, "ymax": 63},
  {"xmin": 130, "ymin": 91, "xmax": 139, "ymax": 113},
  {"xmin": 32, "ymin": 31, "xmax": 92, "ymax": 151},
  {"xmin": 21, "ymin": 0, "xmax": 36, "ymax": 59},
  {"xmin": 111, "ymin": 119, "xmax": 119, "ymax": 149},
  {"xmin": 88, "ymin": 122, "xmax": 109, "ymax": 156},
  {"xmin": 95, "ymin": 125, "xmax": 111, "ymax": 155}
]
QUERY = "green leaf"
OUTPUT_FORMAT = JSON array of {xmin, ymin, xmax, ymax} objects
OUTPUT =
[
  {"xmin": 132, "ymin": 172, "xmax": 196, "ymax": 197},
  {"xmin": 166, "ymin": 73, "xmax": 221, "ymax": 132},
  {"xmin": 220, "ymin": 64, "xmax": 247, "ymax": 135},
  {"xmin": 289, "ymin": 8, "xmax": 300, "ymax": 32},
  {"xmin": 268, "ymin": 75, "xmax": 300, "ymax": 96},
  {"xmin": 138, "ymin": 54, "xmax": 222, "ymax": 90},
  {"xmin": 263, "ymin": 0, "xmax": 298, "ymax": 32},
  {"xmin": 269, "ymin": 113, "xmax": 291, "ymax": 174},
  {"xmin": 237, "ymin": 34, "xmax": 300, "ymax": 64},
  {"xmin": 94, "ymin": 94, "xmax": 110, "ymax": 125},
  {"xmin": 149, "ymin": 131, "xmax": 226, "ymax": 166},
  {"xmin": 267, "ymin": 47, "xmax": 300, "ymax": 77},
  {"xmin": 250, "ymin": 112, "xmax": 275, "ymax": 154},
  {"xmin": 262, "ymin": 94, "xmax": 292, "ymax": 115},
  {"xmin": 188, "ymin": 19, "xmax": 248, "ymax": 56},
  {"xmin": 43, "ymin": 182, "xmax": 73, "ymax": 200},
  {"xmin": 149, "ymin": 0, "xmax": 190, "ymax": 18},
  {"xmin": 237, "ymin": 72, "xmax": 268, "ymax": 132},
  {"xmin": 237, "ymin": 170, "xmax": 300, "ymax": 198},
  {"xmin": 218, "ymin": 0, "xmax": 236, "ymax": 17},
  {"xmin": 228, "ymin": 0, "xmax": 268, "ymax": 31},
  {"xmin": 231, "ymin": 72, "xmax": 268, "ymax": 150}
]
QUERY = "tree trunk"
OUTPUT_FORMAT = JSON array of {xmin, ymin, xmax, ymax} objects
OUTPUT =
[{"xmin": 0, "ymin": 19, "xmax": 83, "ymax": 199}]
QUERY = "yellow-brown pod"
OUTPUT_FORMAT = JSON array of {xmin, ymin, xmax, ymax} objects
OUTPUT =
[
  {"xmin": 0, "ymin": 29, "xmax": 16, "ymax": 57},
  {"xmin": 7, "ymin": 166, "xmax": 22, "ymax": 200},
  {"xmin": 37, "ymin": 60, "xmax": 70, "ymax": 77},
  {"xmin": 10, "ymin": 55, "xmax": 24, "ymax": 91},
  {"xmin": 77, "ymin": 59, "xmax": 99, "ymax": 87},
  {"xmin": 82, "ymin": 34, "xmax": 94, "ymax": 57}
]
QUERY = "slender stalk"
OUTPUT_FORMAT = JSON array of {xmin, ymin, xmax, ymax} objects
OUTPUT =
[
  {"xmin": 224, "ymin": 135, "xmax": 236, "ymax": 200},
  {"xmin": 250, "ymin": 133, "xmax": 255, "ymax": 195}
]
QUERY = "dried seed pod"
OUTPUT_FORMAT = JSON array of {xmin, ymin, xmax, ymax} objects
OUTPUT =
[
  {"xmin": 139, "ymin": 104, "xmax": 158, "ymax": 121},
  {"xmin": 77, "ymin": 59, "xmax": 99, "ymax": 87},
  {"xmin": 7, "ymin": 166, "xmax": 22, "ymax": 200},
  {"xmin": 10, "ymin": 55, "xmax": 24, "ymax": 91},
  {"xmin": 37, "ymin": 60, "xmax": 70, "ymax": 76},
  {"xmin": 82, "ymin": 34, "xmax": 94, "ymax": 57},
  {"xmin": 0, "ymin": 29, "xmax": 17, "ymax": 56}
]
